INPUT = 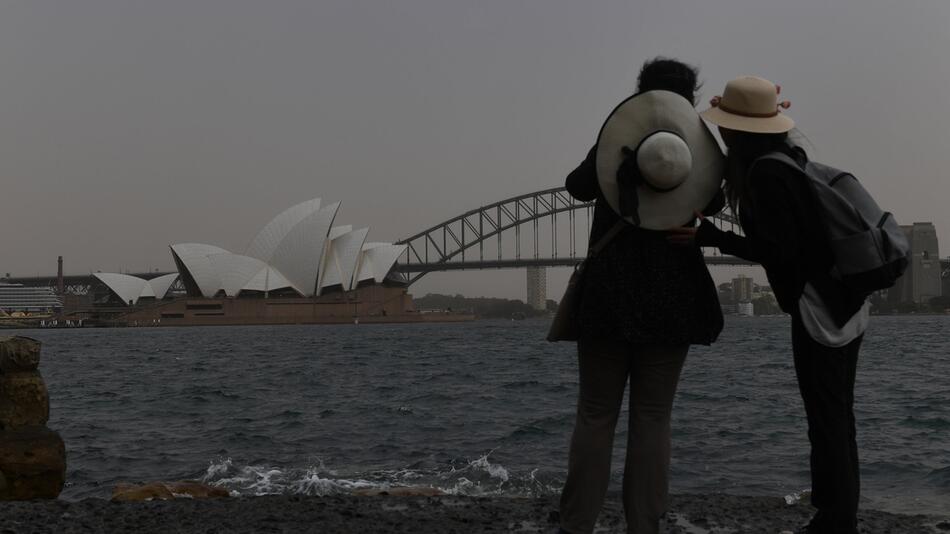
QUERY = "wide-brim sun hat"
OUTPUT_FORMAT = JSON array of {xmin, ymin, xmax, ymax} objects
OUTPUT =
[
  {"xmin": 596, "ymin": 90, "xmax": 724, "ymax": 230},
  {"xmin": 700, "ymin": 75, "xmax": 795, "ymax": 134}
]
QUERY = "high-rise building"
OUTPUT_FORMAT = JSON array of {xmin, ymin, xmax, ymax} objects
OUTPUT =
[
  {"xmin": 889, "ymin": 222, "xmax": 941, "ymax": 305},
  {"xmin": 732, "ymin": 274, "xmax": 754, "ymax": 303},
  {"xmin": 526, "ymin": 266, "xmax": 547, "ymax": 311}
]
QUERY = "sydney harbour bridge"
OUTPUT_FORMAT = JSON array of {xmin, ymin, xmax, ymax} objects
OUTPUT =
[
  {"xmin": 9, "ymin": 186, "xmax": 945, "ymax": 299},
  {"xmin": 391, "ymin": 186, "xmax": 750, "ymax": 285},
  {"xmin": 4, "ymin": 186, "xmax": 752, "ymax": 298}
]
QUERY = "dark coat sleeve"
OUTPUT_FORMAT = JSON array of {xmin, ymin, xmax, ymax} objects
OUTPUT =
[
  {"xmin": 695, "ymin": 160, "xmax": 806, "ymax": 268},
  {"xmin": 701, "ymin": 188, "xmax": 726, "ymax": 217},
  {"xmin": 565, "ymin": 146, "xmax": 598, "ymax": 201}
]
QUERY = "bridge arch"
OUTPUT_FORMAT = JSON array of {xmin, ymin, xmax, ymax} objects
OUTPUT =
[{"xmin": 394, "ymin": 186, "xmax": 746, "ymax": 285}]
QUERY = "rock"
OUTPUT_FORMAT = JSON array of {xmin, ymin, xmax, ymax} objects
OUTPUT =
[
  {"xmin": 111, "ymin": 481, "xmax": 231, "ymax": 502},
  {"xmin": 111, "ymin": 483, "xmax": 175, "ymax": 502},
  {"xmin": 0, "ymin": 337, "xmax": 41, "ymax": 372},
  {"xmin": 352, "ymin": 486, "xmax": 446, "ymax": 497},
  {"xmin": 0, "ymin": 426, "xmax": 66, "ymax": 500},
  {"xmin": 0, "ymin": 371, "xmax": 50, "ymax": 428}
]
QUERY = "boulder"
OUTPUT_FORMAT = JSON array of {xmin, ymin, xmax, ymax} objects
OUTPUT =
[
  {"xmin": 0, "ymin": 337, "xmax": 41, "ymax": 372},
  {"xmin": 0, "ymin": 371, "xmax": 50, "ymax": 428},
  {"xmin": 0, "ymin": 426, "xmax": 66, "ymax": 500},
  {"xmin": 352, "ymin": 486, "xmax": 446, "ymax": 497},
  {"xmin": 112, "ymin": 481, "xmax": 231, "ymax": 502}
]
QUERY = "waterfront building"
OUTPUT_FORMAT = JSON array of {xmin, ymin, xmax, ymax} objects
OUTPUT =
[
  {"xmin": 889, "ymin": 222, "xmax": 941, "ymax": 305},
  {"xmin": 732, "ymin": 274, "xmax": 754, "ymax": 303},
  {"xmin": 720, "ymin": 303, "xmax": 737, "ymax": 315},
  {"xmin": 526, "ymin": 266, "xmax": 546, "ymax": 311},
  {"xmin": 86, "ymin": 198, "xmax": 450, "ymax": 326},
  {"xmin": 0, "ymin": 283, "xmax": 62, "ymax": 314},
  {"xmin": 737, "ymin": 301, "xmax": 754, "ymax": 317},
  {"xmin": 94, "ymin": 198, "xmax": 407, "ymax": 305}
]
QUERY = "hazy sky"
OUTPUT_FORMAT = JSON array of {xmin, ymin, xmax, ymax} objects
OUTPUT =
[{"xmin": 2, "ymin": 1, "xmax": 948, "ymax": 299}]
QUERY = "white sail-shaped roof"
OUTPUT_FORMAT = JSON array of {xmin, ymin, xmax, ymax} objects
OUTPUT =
[
  {"xmin": 148, "ymin": 273, "xmax": 179, "ymax": 299},
  {"xmin": 138, "ymin": 282, "xmax": 156, "ymax": 299},
  {"xmin": 93, "ymin": 273, "xmax": 150, "ymax": 305},
  {"xmin": 270, "ymin": 202, "xmax": 340, "ymax": 297},
  {"xmin": 320, "ymin": 227, "xmax": 369, "ymax": 291},
  {"xmin": 242, "ymin": 265, "xmax": 294, "ymax": 294},
  {"xmin": 355, "ymin": 243, "xmax": 385, "ymax": 283},
  {"xmin": 245, "ymin": 198, "xmax": 321, "ymax": 262},
  {"xmin": 328, "ymin": 225, "xmax": 353, "ymax": 240},
  {"xmin": 355, "ymin": 243, "xmax": 407, "ymax": 284},
  {"xmin": 205, "ymin": 253, "xmax": 295, "ymax": 296},
  {"xmin": 208, "ymin": 253, "xmax": 269, "ymax": 297},
  {"xmin": 170, "ymin": 243, "xmax": 229, "ymax": 297}
]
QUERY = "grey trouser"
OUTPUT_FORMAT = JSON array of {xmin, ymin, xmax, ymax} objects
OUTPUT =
[{"xmin": 559, "ymin": 340, "xmax": 689, "ymax": 534}]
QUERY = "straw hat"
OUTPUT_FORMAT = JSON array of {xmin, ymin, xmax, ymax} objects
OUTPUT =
[
  {"xmin": 596, "ymin": 90, "xmax": 724, "ymax": 230},
  {"xmin": 700, "ymin": 76, "xmax": 794, "ymax": 134}
]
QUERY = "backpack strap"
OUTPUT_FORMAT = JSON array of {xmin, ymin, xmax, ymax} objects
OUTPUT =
[
  {"xmin": 588, "ymin": 220, "xmax": 626, "ymax": 258},
  {"xmin": 752, "ymin": 150, "xmax": 805, "ymax": 174}
]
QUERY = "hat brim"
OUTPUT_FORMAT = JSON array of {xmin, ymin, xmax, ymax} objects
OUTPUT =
[
  {"xmin": 700, "ymin": 106, "xmax": 795, "ymax": 134},
  {"xmin": 596, "ymin": 90, "xmax": 724, "ymax": 230}
]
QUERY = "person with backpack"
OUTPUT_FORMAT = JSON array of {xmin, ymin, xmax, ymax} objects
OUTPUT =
[
  {"xmin": 668, "ymin": 75, "xmax": 905, "ymax": 534},
  {"xmin": 556, "ymin": 58, "xmax": 725, "ymax": 534}
]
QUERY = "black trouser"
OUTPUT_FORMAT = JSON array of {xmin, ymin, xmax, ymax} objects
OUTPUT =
[
  {"xmin": 791, "ymin": 313, "xmax": 862, "ymax": 533},
  {"xmin": 560, "ymin": 340, "xmax": 689, "ymax": 534}
]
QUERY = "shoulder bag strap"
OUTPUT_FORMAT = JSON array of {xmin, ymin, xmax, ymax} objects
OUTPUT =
[{"xmin": 587, "ymin": 220, "xmax": 626, "ymax": 258}]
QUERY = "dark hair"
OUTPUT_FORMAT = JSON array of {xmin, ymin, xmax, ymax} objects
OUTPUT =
[
  {"xmin": 722, "ymin": 130, "xmax": 792, "ymax": 213},
  {"xmin": 636, "ymin": 57, "xmax": 702, "ymax": 106}
]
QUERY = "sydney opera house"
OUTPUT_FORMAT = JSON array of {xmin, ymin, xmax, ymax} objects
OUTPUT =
[{"xmin": 92, "ymin": 199, "xmax": 463, "ymax": 326}]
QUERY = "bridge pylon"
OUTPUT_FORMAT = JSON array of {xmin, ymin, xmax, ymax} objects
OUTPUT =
[{"xmin": 526, "ymin": 266, "xmax": 546, "ymax": 310}]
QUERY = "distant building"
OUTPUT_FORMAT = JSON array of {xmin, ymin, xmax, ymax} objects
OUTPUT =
[
  {"xmin": 753, "ymin": 283, "xmax": 773, "ymax": 297},
  {"xmin": 717, "ymin": 282, "xmax": 734, "ymax": 305},
  {"xmin": 93, "ymin": 197, "xmax": 408, "ymax": 305},
  {"xmin": 526, "ymin": 266, "xmax": 546, "ymax": 311},
  {"xmin": 732, "ymin": 275, "xmax": 754, "ymax": 303},
  {"xmin": 719, "ymin": 276, "xmax": 775, "ymax": 315},
  {"xmin": 0, "ymin": 283, "xmax": 62, "ymax": 314},
  {"xmin": 889, "ymin": 223, "xmax": 941, "ymax": 305}
]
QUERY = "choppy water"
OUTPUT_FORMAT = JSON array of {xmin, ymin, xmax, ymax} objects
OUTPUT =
[{"xmin": 10, "ymin": 316, "xmax": 950, "ymax": 515}]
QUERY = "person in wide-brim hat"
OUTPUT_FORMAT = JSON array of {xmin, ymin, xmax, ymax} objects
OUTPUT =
[{"xmin": 557, "ymin": 58, "xmax": 725, "ymax": 534}]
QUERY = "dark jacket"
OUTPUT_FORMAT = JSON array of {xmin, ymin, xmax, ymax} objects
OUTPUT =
[
  {"xmin": 566, "ymin": 146, "xmax": 724, "ymax": 345},
  {"xmin": 695, "ymin": 144, "xmax": 865, "ymax": 326}
]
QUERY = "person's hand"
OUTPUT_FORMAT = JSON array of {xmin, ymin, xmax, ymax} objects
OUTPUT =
[{"xmin": 666, "ymin": 210, "xmax": 705, "ymax": 246}]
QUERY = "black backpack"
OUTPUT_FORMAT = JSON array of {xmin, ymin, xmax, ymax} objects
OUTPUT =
[{"xmin": 758, "ymin": 152, "xmax": 910, "ymax": 296}]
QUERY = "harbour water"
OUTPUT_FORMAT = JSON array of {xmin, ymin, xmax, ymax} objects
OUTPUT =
[{"xmin": 12, "ymin": 316, "xmax": 949, "ymax": 515}]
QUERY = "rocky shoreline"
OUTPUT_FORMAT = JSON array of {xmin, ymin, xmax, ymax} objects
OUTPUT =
[{"xmin": 1, "ymin": 493, "xmax": 947, "ymax": 534}]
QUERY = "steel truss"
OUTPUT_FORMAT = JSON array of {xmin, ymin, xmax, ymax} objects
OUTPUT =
[{"xmin": 395, "ymin": 186, "xmax": 748, "ymax": 285}]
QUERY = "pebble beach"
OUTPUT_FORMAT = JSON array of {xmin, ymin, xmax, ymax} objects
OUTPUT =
[{"xmin": 2, "ymin": 493, "xmax": 948, "ymax": 534}]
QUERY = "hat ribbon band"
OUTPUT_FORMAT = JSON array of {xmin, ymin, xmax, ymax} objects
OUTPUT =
[
  {"xmin": 716, "ymin": 102, "xmax": 780, "ymax": 119},
  {"xmin": 644, "ymin": 181, "xmax": 681, "ymax": 193}
]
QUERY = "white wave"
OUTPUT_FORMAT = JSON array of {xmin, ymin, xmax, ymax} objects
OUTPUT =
[
  {"xmin": 467, "ymin": 453, "xmax": 510, "ymax": 482},
  {"xmin": 198, "ymin": 453, "xmax": 559, "ymax": 498},
  {"xmin": 783, "ymin": 488, "xmax": 810, "ymax": 505}
]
